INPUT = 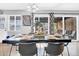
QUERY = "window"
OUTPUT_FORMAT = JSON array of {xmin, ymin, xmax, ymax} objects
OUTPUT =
[{"xmin": 9, "ymin": 16, "xmax": 21, "ymax": 31}]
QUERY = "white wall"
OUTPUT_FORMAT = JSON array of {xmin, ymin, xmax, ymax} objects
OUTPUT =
[
  {"xmin": 3, "ymin": 10, "xmax": 31, "ymax": 15},
  {"xmin": 77, "ymin": 16, "xmax": 79, "ymax": 41},
  {"xmin": 0, "ymin": 29, "xmax": 7, "ymax": 42},
  {"xmin": 21, "ymin": 26, "xmax": 31, "ymax": 34}
]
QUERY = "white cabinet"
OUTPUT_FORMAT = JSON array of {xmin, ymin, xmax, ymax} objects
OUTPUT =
[
  {"xmin": 8, "ymin": 15, "xmax": 22, "ymax": 32},
  {"xmin": 0, "ymin": 15, "xmax": 6, "ymax": 29},
  {"xmin": 0, "ymin": 15, "xmax": 22, "ymax": 36}
]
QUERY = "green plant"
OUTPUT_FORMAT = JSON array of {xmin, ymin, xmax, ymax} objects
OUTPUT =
[{"xmin": 35, "ymin": 21, "xmax": 43, "ymax": 27}]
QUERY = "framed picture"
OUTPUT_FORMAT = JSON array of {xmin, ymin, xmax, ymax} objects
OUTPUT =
[{"xmin": 23, "ymin": 15, "xmax": 31, "ymax": 26}]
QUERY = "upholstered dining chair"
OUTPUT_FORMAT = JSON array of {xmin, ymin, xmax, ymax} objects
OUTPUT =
[
  {"xmin": 45, "ymin": 43, "xmax": 64, "ymax": 56},
  {"xmin": 19, "ymin": 42, "xmax": 37, "ymax": 56}
]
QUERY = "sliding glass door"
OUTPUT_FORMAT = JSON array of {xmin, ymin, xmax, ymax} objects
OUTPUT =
[
  {"xmin": 53, "ymin": 17, "xmax": 63, "ymax": 35},
  {"xmin": 50, "ymin": 15, "xmax": 77, "ymax": 40},
  {"xmin": 34, "ymin": 14, "xmax": 49, "ymax": 35},
  {"xmin": 64, "ymin": 17, "xmax": 76, "ymax": 40},
  {"xmin": 34, "ymin": 14, "xmax": 77, "ymax": 40}
]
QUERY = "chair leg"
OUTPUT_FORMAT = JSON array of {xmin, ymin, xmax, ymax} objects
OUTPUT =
[
  {"xmin": 43, "ymin": 50, "xmax": 47, "ymax": 56},
  {"xmin": 9, "ymin": 45, "xmax": 13, "ymax": 56},
  {"xmin": 61, "ymin": 53, "xmax": 63, "ymax": 56},
  {"xmin": 36, "ymin": 50, "xmax": 38, "ymax": 56},
  {"xmin": 46, "ymin": 53, "xmax": 48, "ymax": 56},
  {"xmin": 43, "ymin": 48, "xmax": 46, "ymax": 56},
  {"xmin": 36, "ymin": 53, "xmax": 38, "ymax": 56},
  {"xmin": 36, "ymin": 49, "xmax": 38, "ymax": 56},
  {"xmin": 66, "ymin": 46, "xmax": 70, "ymax": 56},
  {"xmin": 16, "ymin": 45, "xmax": 18, "ymax": 51}
]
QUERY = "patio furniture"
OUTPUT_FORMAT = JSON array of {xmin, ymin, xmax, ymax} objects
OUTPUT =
[{"xmin": 68, "ymin": 31, "xmax": 76, "ymax": 39}]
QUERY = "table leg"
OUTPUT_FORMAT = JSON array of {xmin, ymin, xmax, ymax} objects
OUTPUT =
[{"xmin": 9, "ymin": 45, "xmax": 13, "ymax": 56}]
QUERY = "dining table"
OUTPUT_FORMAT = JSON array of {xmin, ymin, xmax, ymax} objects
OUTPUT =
[{"xmin": 2, "ymin": 34, "xmax": 71, "ymax": 56}]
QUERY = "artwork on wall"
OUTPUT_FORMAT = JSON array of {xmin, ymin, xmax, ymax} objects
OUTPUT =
[{"xmin": 23, "ymin": 15, "xmax": 31, "ymax": 26}]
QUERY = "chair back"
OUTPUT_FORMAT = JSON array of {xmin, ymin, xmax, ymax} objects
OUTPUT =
[
  {"xmin": 19, "ymin": 42, "xmax": 37, "ymax": 56},
  {"xmin": 45, "ymin": 43, "xmax": 64, "ymax": 56}
]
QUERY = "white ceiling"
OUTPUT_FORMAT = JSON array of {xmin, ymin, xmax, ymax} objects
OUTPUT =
[{"xmin": 0, "ymin": 3, "xmax": 79, "ymax": 11}]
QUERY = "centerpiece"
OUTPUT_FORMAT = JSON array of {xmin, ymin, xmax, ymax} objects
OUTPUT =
[{"xmin": 34, "ymin": 21, "xmax": 45, "ymax": 39}]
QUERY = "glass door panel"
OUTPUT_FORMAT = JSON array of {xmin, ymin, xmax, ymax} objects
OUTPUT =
[
  {"xmin": 10, "ymin": 16, "xmax": 15, "ymax": 31},
  {"xmin": 34, "ymin": 17, "xmax": 48, "ymax": 35},
  {"xmin": 64, "ymin": 17, "xmax": 76, "ymax": 40},
  {"xmin": 0, "ymin": 16, "xmax": 5, "ymax": 29},
  {"xmin": 53, "ymin": 17, "xmax": 63, "ymax": 35},
  {"xmin": 40, "ymin": 17, "xmax": 48, "ymax": 34},
  {"xmin": 16, "ymin": 16, "xmax": 21, "ymax": 30}
]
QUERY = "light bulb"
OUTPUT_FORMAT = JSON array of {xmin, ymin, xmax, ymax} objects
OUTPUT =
[
  {"xmin": 32, "ymin": 4, "xmax": 37, "ymax": 9},
  {"xmin": 27, "ymin": 3, "xmax": 39, "ymax": 13},
  {"xmin": 27, "ymin": 5, "xmax": 31, "ymax": 9}
]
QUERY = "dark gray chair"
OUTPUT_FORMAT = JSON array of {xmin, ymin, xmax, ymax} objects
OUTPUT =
[
  {"xmin": 45, "ymin": 43, "xmax": 64, "ymax": 56},
  {"xmin": 19, "ymin": 43, "xmax": 37, "ymax": 56}
]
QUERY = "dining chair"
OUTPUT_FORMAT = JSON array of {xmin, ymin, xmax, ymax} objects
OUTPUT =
[
  {"xmin": 64, "ymin": 42, "xmax": 70, "ymax": 56},
  {"xmin": 45, "ymin": 43, "xmax": 64, "ymax": 56},
  {"xmin": 19, "ymin": 42, "xmax": 37, "ymax": 56}
]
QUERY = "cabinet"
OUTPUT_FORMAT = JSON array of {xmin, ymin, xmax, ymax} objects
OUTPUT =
[
  {"xmin": 0, "ymin": 15, "xmax": 22, "ymax": 36},
  {"xmin": 0, "ymin": 15, "xmax": 6, "ymax": 29},
  {"xmin": 8, "ymin": 15, "xmax": 22, "ymax": 31}
]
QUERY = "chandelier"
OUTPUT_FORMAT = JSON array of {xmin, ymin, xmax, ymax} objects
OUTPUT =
[{"xmin": 27, "ymin": 3, "xmax": 39, "ymax": 13}]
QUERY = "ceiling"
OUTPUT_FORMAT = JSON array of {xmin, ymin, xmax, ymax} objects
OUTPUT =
[
  {"xmin": 0, "ymin": 3, "xmax": 79, "ymax": 13},
  {"xmin": 0, "ymin": 3, "xmax": 78, "ymax": 10}
]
